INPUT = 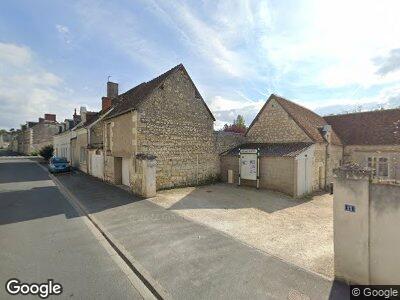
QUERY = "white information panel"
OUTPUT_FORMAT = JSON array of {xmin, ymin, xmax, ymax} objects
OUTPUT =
[{"xmin": 240, "ymin": 149, "xmax": 258, "ymax": 181}]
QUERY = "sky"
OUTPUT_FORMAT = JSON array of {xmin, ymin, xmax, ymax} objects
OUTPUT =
[{"xmin": 1, "ymin": 0, "xmax": 400, "ymax": 130}]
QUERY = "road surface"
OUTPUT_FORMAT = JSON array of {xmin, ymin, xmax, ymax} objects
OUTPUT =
[{"xmin": 0, "ymin": 157, "xmax": 145, "ymax": 299}]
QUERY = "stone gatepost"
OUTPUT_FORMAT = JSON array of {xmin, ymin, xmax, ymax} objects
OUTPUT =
[
  {"xmin": 135, "ymin": 153, "xmax": 157, "ymax": 198},
  {"xmin": 333, "ymin": 164, "xmax": 372, "ymax": 284}
]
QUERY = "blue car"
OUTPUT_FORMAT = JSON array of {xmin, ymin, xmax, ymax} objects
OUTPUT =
[{"xmin": 48, "ymin": 156, "xmax": 71, "ymax": 173}]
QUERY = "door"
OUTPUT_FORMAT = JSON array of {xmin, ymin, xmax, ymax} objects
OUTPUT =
[
  {"xmin": 297, "ymin": 157, "xmax": 307, "ymax": 196},
  {"xmin": 122, "ymin": 158, "xmax": 130, "ymax": 186}
]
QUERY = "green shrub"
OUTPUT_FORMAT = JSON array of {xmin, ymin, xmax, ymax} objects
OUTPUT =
[
  {"xmin": 39, "ymin": 145, "xmax": 54, "ymax": 161},
  {"xmin": 30, "ymin": 150, "xmax": 39, "ymax": 156}
]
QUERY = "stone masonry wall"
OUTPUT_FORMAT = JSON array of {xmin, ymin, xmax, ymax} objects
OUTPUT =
[
  {"xmin": 326, "ymin": 144, "xmax": 343, "ymax": 185},
  {"xmin": 220, "ymin": 155, "xmax": 296, "ymax": 196},
  {"xmin": 90, "ymin": 121, "xmax": 104, "ymax": 148},
  {"xmin": 246, "ymin": 98, "xmax": 312, "ymax": 143},
  {"xmin": 214, "ymin": 131, "xmax": 247, "ymax": 154},
  {"xmin": 31, "ymin": 122, "xmax": 59, "ymax": 152},
  {"xmin": 344, "ymin": 144, "xmax": 400, "ymax": 180},
  {"xmin": 312, "ymin": 143, "xmax": 326, "ymax": 190},
  {"xmin": 137, "ymin": 69, "xmax": 219, "ymax": 189}
]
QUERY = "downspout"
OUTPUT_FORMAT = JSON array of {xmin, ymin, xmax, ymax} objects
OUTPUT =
[{"xmin": 325, "ymin": 142, "xmax": 328, "ymax": 190}]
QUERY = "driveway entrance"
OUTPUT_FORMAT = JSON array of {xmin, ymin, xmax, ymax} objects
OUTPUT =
[{"xmin": 152, "ymin": 183, "xmax": 334, "ymax": 278}]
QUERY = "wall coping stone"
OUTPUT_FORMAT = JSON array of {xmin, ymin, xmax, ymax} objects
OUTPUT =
[{"xmin": 333, "ymin": 163, "xmax": 372, "ymax": 180}]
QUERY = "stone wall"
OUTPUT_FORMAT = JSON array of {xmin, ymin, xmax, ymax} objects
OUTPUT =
[
  {"xmin": 343, "ymin": 144, "xmax": 400, "ymax": 180},
  {"xmin": 313, "ymin": 143, "xmax": 327, "ymax": 190},
  {"xmin": 90, "ymin": 121, "xmax": 104, "ymax": 148},
  {"xmin": 246, "ymin": 98, "xmax": 312, "ymax": 143},
  {"xmin": 136, "ymin": 69, "xmax": 219, "ymax": 189},
  {"xmin": 31, "ymin": 122, "xmax": 59, "ymax": 152},
  {"xmin": 220, "ymin": 155, "xmax": 296, "ymax": 196},
  {"xmin": 214, "ymin": 131, "xmax": 247, "ymax": 154},
  {"xmin": 326, "ymin": 144, "xmax": 343, "ymax": 185}
]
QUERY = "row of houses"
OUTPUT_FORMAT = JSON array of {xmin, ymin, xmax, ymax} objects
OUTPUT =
[
  {"xmin": 6, "ymin": 63, "xmax": 400, "ymax": 197},
  {"xmin": 8, "ymin": 113, "xmax": 62, "ymax": 154}
]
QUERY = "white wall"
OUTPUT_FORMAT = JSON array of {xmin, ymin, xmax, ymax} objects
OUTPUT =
[
  {"xmin": 333, "ymin": 168, "xmax": 400, "ymax": 284},
  {"xmin": 89, "ymin": 150, "xmax": 104, "ymax": 179},
  {"xmin": 53, "ymin": 131, "xmax": 72, "ymax": 162}
]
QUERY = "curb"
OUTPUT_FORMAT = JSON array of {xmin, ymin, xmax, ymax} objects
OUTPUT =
[{"xmin": 38, "ymin": 163, "xmax": 169, "ymax": 300}]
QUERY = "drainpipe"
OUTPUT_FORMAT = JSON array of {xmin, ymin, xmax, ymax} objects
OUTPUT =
[{"xmin": 325, "ymin": 143, "xmax": 328, "ymax": 191}]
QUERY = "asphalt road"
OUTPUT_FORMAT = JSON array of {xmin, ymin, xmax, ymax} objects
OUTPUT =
[{"xmin": 0, "ymin": 158, "xmax": 144, "ymax": 299}]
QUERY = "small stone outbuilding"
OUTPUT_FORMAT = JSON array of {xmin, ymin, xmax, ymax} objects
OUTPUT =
[
  {"xmin": 221, "ymin": 142, "xmax": 315, "ymax": 197},
  {"xmin": 220, "ymin": 94, "xmax": 343, "ymax": 197}
]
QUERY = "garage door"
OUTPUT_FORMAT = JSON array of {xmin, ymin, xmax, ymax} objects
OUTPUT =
[{"xmin": 122, "ymin": 158, "xmax": 130, "ymax": 186}]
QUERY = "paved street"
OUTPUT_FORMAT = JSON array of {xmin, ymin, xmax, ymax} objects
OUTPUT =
[{"xmin": 0, "ymin": 158, "xmax": 144, "ymax": 299}]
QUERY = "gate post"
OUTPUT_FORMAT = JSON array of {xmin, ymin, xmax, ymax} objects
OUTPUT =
[{"xmin": 333, "ymin": 164, "xmax": 372, "ymax": 284}]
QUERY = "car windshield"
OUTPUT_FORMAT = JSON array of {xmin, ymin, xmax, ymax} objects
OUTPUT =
[{"xmin": 52, "ymin": 157, "xmax": 67, "ymax": 163}]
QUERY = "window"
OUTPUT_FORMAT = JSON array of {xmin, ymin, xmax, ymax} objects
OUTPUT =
[
  {"xmin": 378, "ymin": 157, "xmax": 388, "ymax": 177},
  {"xmin": 80, "ymin": 147, "xmax": 87, "ymax": 163},
  {"xmin": 368, "ymin": 156, "xmax": 389, "ymax": 177}
]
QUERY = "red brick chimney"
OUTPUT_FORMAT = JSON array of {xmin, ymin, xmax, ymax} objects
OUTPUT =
[
  {"xmin": 44, "ymin": 114, "xmax": 56, "ymax": 122},
  {"xmin": 102, "ymin": 97, "xmax": 112, "ymax": 112}
]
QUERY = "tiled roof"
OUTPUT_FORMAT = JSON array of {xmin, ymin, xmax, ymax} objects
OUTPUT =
[
  {"xmin": 324, "ymin": 109, "xmax": 400, "ymax": 145},
  {"xmin": 247, "ymin": 94, "xmax": 342, "ymax": 145},
  {"xmin": 273, "ymin": 95, "xmax": 342, "ymax": 145},
  {"xmin": 74, "ymin": 112, "xmax": 99, "ymax": 129},
  {"xmin": 106, "ymin": 64, "xmax": 215, "ymax": 120},
  {"xmin": 223, "ymin": 142, "xmax": 313, "ymax": 157}
]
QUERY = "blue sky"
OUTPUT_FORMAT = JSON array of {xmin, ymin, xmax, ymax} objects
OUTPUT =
[{"xmin": 1, "ymin": 0, "xmax": 400, "ymax": 129}]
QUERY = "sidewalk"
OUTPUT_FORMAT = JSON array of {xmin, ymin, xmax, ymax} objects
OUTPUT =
[{"xmin": 56, "ymin": 171, "xmax": 349, "ymax": 300}]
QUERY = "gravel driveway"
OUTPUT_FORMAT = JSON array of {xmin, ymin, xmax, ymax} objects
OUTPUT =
[{"xmin": 151, "ymin": 183, "xmax": 333, "ymax": 278}]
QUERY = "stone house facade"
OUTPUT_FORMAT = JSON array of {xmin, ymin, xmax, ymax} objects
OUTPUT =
[
  {"xmin": 247, "ymin": 94, "xmax": 342, "ymax": 191},
  {"xmin": 324, "ymin": 109, "xmax": 400, "ymax": 181},
  {"xmin": 30, "ymin": 114, "xmax": 59, "ymax": 152},
  {"xmin": 103, "ymin": 64, "xmax": 219, "ymax": 194},
  {"xmin": 221, "ymin": 94, "xmax": 343, "ymax": 196}
]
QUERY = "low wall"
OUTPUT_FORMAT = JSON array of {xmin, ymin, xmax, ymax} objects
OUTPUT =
[
  {"xmin": 220, "ymin": 155, "xmax": 295, "ymax": 196},
  {"xmin": 370, "ymin": 183, "xmax": 400, "ymax": 284},
  {"xmin": 333, "ymin": 166, "xmax": 400, "ymax": 284}
]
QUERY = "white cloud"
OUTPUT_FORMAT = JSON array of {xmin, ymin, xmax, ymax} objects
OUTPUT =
[
  {"xmin": 56, "ymin": 24, "xmax": 72, "ymax": 44},
  {"xmin": 0, "ymin": 43, "xmax": 79, "ymax": 129},
  {"xmin": 0, "ymin": 42, "xmax": 31, "ymax": 66},
  {"xmin": 261, "ymin": 0, "xmax": 400, "ymax": 88},
  {"xmin": 56, "ymin": 24, "xmax": 69, "ymax": 34}
]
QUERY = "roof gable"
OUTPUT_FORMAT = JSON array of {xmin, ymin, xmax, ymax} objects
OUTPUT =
[
  {"xmin": 106, "ymin": 64, "xmax": 215, "ymax": 121},
  {"xmin": 247, "ymin": 94, "xmax": 342, "ymax": 145},
  {"xmin": 324, "ymin": 109, "xmax": 400, "ymax": 145}
]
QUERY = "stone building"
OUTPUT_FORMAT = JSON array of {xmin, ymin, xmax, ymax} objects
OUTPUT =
[
  {"xmin": 103, "ymin": 64, "xmax": 219, "ymax": 195},
  {"xmin": 221, "ymin": 94, "xmax": 343, "ymax": 196},
  {"xmin": 324, "ymin": 109, "xmax": 400, "ymax": 181},
  {"xmin": 18, "ymin": 121, "xmax": 37, "ymax": 154},
  {"xmin": 0, "ymin": 131, "xmax": 11, "ymax": 149},
  {"xmin": 30, "ymin": 114, "xmax": 59, "ymax": 153}
]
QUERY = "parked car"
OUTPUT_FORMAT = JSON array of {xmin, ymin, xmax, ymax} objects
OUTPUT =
[{"xmin": 48, "ymin": 156, "xmax": 70, "ymax": 173}]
